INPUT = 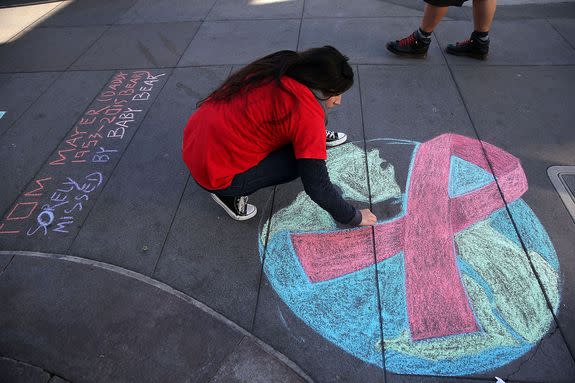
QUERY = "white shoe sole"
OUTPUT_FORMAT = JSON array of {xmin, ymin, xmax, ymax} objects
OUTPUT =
[
  {"xmin": 326, "ymin": 133, "xmax": 347, "ymax": 147},
  {"xmin": 211, "ymin": 194, "xmax": 257, "ymax": 221}
]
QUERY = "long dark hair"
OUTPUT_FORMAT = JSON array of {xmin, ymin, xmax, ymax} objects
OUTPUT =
[{"xmin": 198, "ymin": 46, "xmax": 354, "ymax": 106}]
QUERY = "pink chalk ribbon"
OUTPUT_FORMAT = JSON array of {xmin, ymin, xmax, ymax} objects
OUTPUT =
[{"xmin": 290, "ymin": 133, "xmax": 527, "ymax": 341}]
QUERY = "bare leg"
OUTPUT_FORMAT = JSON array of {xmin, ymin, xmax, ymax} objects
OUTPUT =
[
  {"xmin": 420, "ymin": 4, "xmax": 450, "ymax": 33},
  {"xmin": 472, "ymin": 0, "xmax": 497, "ymax": 32},
  {"xmin": 445, "ymin": 0, "xmax": 493, "ymax": 59}
]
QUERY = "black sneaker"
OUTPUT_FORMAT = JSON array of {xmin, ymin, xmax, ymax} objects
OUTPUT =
[
  {"xmin": 386, "ymin": 31, "xmax": 431, "ymax": 58},
  {"xmin": 211, "ymin": 194, "xmax": 257, "ymax": 221},
  {"xmin": 446, "ymin": 34, "xmax": 489, "ymax": 60},
  {"xmin": 326, "ymin": 130, "xmax": 347, "ymax": 147}
]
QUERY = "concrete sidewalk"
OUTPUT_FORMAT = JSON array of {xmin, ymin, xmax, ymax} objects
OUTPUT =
[{"xmin": 0, "ymin": 1, "xmax": 574, "ymax": 382}]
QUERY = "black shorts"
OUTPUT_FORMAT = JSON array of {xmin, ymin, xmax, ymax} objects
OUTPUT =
[{"xmin": 424, "ymin": 0, "xmax": 469, "ymax": 6}]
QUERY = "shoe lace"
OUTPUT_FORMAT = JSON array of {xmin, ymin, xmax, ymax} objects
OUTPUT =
[
  {"xmin": 326, "ymin": 130, "xmax": 337, "ymax": 140},
  {"xmin": 236, "ymin": 196, "xmax": 248, "ymax": 215},
  {"xmin": 457, "ymin": 39, "xmax": 472, "ymax": 46},
  {"xmin": 398, "ymin": 33, "xmax": 416, "ymax": 47}
]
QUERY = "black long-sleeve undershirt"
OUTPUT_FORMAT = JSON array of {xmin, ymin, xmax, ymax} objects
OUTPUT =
[{"xmin": 297, "ymin": 158, "xmax": 362, "ymax": 226}]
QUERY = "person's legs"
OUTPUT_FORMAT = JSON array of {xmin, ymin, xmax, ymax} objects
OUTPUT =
[
  {"xmin": 216, "ymin": 145, "xmax": 298, "ymax": 197},
  {"xmin": 473, "ymin": 0, "xmax": 497, "ymax": 32},
  {"xmin": 210, "ymin": 145, "xmax": 299, "ymax": 220},
  {"xmin": 446, "ymin": 0, "xmax": 496, "ymax": 60},
  {"xmin": 420, "ymin": 4, "xmax": 450, "ymax": 33},
  {"xmin": 386, "ymin": 3, "xmax": 449, "ymax": 58}
]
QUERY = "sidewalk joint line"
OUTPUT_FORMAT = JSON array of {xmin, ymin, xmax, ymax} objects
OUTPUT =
[
  {"xmin": 504, "ymin": 324, "xmax": 558, "ymax": 381},
  {"xmin": 172, "ymin": 9, "xmax": 211, "ymax": 69},
  {"xmin": 66, "ymin": 68, "xmax": 175, "ymax": 255},
  {"xmin": 205, "ymin": 335, "xmax": 247, "ymax": 383},
  {"xmin": 296, "ymin": 0, "xmax": 306, "ymax": 51},
  {"xmin": 0, "ymin": 355, "xmax": 69, "ymax": 382},
  {"xmin": 0, "ymin": 70, "xmax": 117, "ymax": 224},
  {"xmin": 394, "ymin": 371, "xmax": 547, "ymax": 382},
  {"xmin": 0, "ymin": 253, "xmax": 15, "ymax": 276},
  {"xmin": 1, "ymin": 63, "xmax": 574, "ymax": 77},
  {"xmin": 33, "ymin": 20, "xmax": 204, "ymax": 29},
  {"xmin": 302, "ymin": 16, "xmax": 426, "ymax": 20},
  {"xmin": 151, "ymin": 174, "xmax": 191, "ymax": 278},
  {"xmin": 64, "ymin": 24, "xmax": 113, "ymax": 72},
  {"xmin": 203, "ymin": 0, "xmax": 224, "ymax": 25},
  {"xmin": 0, "ymin": 70, "xmax": 66, "ymax": 140},
  {"xmin": 357, "ymin": 65, "xmax": 388, "ymax": 383},
  {"xmin": 546, "ymin": 18, "xmax": 575, "ymax": 51},
  {"xmin": 438, "ymin": 40, "xmax": 575, "ymax": 364},
  {"xmin": 250, "ymin": 185, "xmax": 277, "ymax": 333},
  {"xmin": 112, "ymin": 0, "xmax": 143, "ymax": 26},
  {"xmin": 0, "ymin": 250, "xmax": 314, "ymax": 383},
  {"xmin": 108, "ymin": 0, "xmax": 138, "ymax": 26}
]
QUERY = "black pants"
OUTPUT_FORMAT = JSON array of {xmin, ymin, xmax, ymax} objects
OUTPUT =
[{"xmin": 208, "ymin": 146, "xmax": 299, "ymax": 197}]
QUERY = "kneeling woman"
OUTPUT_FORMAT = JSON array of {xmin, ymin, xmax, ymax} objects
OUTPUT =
[{"xmin": 182, "ymin": 46, "xmax": 377, "ymax": 227}]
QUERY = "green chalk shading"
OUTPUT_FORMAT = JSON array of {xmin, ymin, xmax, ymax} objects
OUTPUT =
[
  {"xmin": 259, "ymin": 139, "xmax": 561, "ymax": 374},
  {"xmin": 261, "ymin": 143, "xmax": 402, "ymax": 243},
  {"xmin": 327, "ymin": 144, "xmax": 401, "ymax": 204},
  {"xmin": 530, "ymin": 250, "xmax": 560, "ymax": 313},
  {"xmin": 384, "ymin": 218, "xmax": 558, "ymax": 360},
  {"xmin": 263, "ymin": 234, "xmax": 382, "ymax": 364},
  {"xmin": 491, "ymin": 200, "xmax": 559, "ymax": 269},
  {"xmin": 261, "ymin": 192, "xmax": 336, "ymax": 244},
  {"xmin": 456, "ymin": 219, "xmax": 558, "ymax": 343},
  {"xmin": 386, "ymin": 275, "xmax": 519, "ymax": 360}
]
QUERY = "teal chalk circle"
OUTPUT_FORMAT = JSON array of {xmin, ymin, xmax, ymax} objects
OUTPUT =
[{"xmin": 258, "ymin": 139, "xmax": 560, "ymax": 376}]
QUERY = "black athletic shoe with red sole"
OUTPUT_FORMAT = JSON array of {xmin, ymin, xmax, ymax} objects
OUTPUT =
[
  {"xmin": 446, "ymin": 36, "xmax": 490, "ymax": 60},
  {"xmin": 386, "ymin": 31, "xmax": 431, "ymax": 58}
]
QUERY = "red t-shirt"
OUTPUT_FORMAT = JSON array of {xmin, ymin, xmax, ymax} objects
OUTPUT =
[{"xmin": 182, "ymin": 76, "xmax": 327, "ymax": 190}]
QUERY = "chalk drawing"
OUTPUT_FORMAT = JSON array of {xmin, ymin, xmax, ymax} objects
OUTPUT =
[
  {"xmin": 258, "ymin": 133, "xmax": 560, "ymax": 376},
  {"xmin": 0, "ymin": 71, "xmax": 166, "ymax": 242},
  {"xmin": 0, "ymin": 111, "xmax": 5, "ymax": 119}
]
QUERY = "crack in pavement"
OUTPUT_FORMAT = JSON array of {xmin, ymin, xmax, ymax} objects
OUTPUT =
[{"xmin": 504, "ymin": 325, "xmax": 560, "ymax": 381}]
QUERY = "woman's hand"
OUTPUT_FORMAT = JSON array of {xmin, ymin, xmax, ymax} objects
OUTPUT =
[{"xmin": 359, "ymin": 209, "xmax": 377, "ymax": 226}]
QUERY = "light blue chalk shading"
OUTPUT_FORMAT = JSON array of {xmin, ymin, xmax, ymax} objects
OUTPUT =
[
  {"xmin": 260, "ymin": 139, "xmax": 560, "ymax": 376},
  {"xmin": 490, "ymin": 200, "xmax": 559, "ymax": 271},
  {"xmin": 263, "ymin": 221, "xmax": 545, "ymax": 375},
  {"xmin": 264, "ymin": 231, "xmax": 383, "ymax": 367},
  {"xmin": 448, "ymin": 155, "xmax": 557, "ymax": 269},
  {"xmin": 374, "ymin": 138, "xmax": 420, "ymax": 146},
  {"xmin": 457, "ymin": 258, "xmax": 526, "ymax": 343},
  {"xmin": 0, "ymin": 111, "xmax": 5, "ymax": 119},
  {"xmin": 385, "ymin": 344, "xmax": 533, "ymax": 376},
  {"xmin": 449, "ymin": 156, "xmax": 495, "ymax": 197},
  {"xmin": 377, "ymin": 253, "xmax": 408, "ymax": 338},
  {"xmin": 400, "ymin": 141, "xmax": 420, "ymax": 217}
]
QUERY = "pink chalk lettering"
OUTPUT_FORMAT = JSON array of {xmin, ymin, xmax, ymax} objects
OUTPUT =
[
  {"xmin": 50, "ymin": 148, "xmax": 74, "ymax": 166},
  {"xmin": 0, "ymin": 223, "xmax": 19, "ymax": 235},
  {"xmin": 24, "ymin": 177, "xmax": 52, "ymax": 197},
  {"xmin": 6, "ymin": 202, "xmax": 38, "ymax": 220}
]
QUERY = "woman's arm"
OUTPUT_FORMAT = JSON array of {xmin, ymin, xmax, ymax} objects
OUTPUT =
[{"xmin": 297, "ymin": 158, "xmax": 362, "ymax": 226}]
